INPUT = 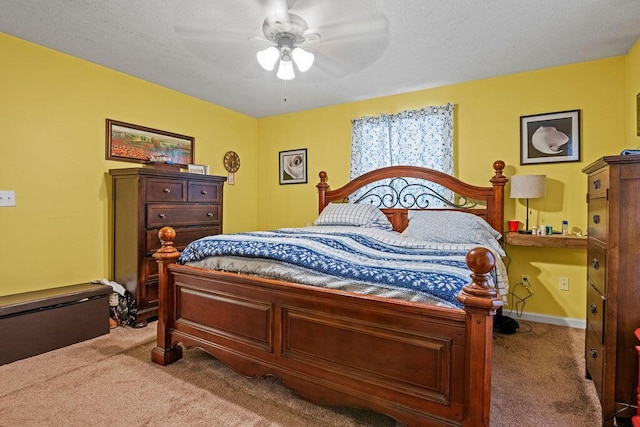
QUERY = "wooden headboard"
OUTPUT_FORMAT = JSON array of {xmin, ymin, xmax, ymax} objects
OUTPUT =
[{"xmin": 316, "ymin": 160, "xmax": 507, "ymax": 233}]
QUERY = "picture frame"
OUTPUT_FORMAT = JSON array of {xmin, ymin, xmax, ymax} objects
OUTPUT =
[
  {"xmin": 636, "ymin": 93, "xmax": 639, "ymax": 136},
  {"xmin": 187, "ymin": 164, "xmax": 207, "ymax": 174},
  {"xmin": 106, "ymin": 119, "xmax": 194, "ymax": 166},
  {"xmin": 279, "ymin": 148, "xmax": 307, "ymax": 185},
  {"xmin": 520, "ymin": 110, "xmax": 580, "ymax": 165}
]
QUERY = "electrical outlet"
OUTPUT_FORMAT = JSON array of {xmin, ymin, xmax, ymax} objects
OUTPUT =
[
  {"xmin": 521, "ymin": 274, "xmax": 533, "ymax": 293},
  {"xmin": 0, "ymin": 190, "xmax": 16, "ymax": 207},
  {"xmin": 559, "ymin": 277, "xmax": 569, "ymax": 291}
]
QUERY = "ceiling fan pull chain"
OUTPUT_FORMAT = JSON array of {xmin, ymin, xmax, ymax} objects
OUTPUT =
[{"xmin": 283, "ymin": 80, "xmax": 287, "ymax": 102}]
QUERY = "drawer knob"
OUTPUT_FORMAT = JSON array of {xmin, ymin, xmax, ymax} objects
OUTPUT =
[
  {"xmin": 163, "ymin": 188, "xmax": 171, "ymax": 193},
  {"xmin": 159, "ymin": 213, "xmax": 166, "ymax": 219},
  {"xmin": 207, "ymin": 212, "xmax": 213, "ymax": 217},
  {"xmin": 592, "ymin": 214, "xmax": 600, "ymax": 224},
  {"xmin": 592, "ymin": 258, "xmax": 599, "ymax": 270},
  {"xmin": 590, "ymin": 348, "xmax": 598, "ymax": 359},
  {"xmin": 590, "ymin": 303, "xmax": 598, "ymax": 315},
  {"xmin": 200, "ymin": 189, "xmax": 208, "ymax": 195},
  {"xmin": 593, "ymin": 179, "xmax": 600, "ymax": 190}
]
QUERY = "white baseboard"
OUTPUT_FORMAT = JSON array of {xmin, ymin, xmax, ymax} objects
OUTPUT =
[{"xmin": 503, "ymin": 311, "xmax": 586, "ymax": 329}]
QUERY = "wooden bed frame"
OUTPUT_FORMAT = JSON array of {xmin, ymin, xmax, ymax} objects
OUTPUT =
[{"xmin": 152, "ymin": 160, "xmax": 507, "ymax": 427}]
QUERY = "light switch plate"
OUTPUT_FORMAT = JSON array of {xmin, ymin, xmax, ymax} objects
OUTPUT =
[{"xmin": 0, "ymin": 190, "xmax": 16, "ymax": 207}]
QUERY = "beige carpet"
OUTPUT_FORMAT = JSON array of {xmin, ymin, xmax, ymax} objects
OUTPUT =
[{"xmin": 0, "ymin": 319, "xmax": 602, "ymax": 426}]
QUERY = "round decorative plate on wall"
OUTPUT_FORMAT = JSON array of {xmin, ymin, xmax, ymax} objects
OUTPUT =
[
  {"xmin": 223, "ymin": 151, "xmax": 240, "ymax": 173},
  {"xmin": 223, "ymin": 151, "xmax": 240, "ymax": 185}
]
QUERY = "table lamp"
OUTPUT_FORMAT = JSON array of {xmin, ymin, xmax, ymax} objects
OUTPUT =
[{"xmin": 510, "ymin": 175, "xmax": 546, "ymax": 234}]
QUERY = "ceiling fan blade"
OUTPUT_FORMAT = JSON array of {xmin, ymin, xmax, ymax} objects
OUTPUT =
[
  {"xmin": 309, "ymin": 27, "xmax": 391, "ymax": 78},
  {"xmin": 257, "ymin": 0, "xmax": 293, "ymax": 24},
  {"xmin": 179, "ymin": 35, "xmax": 267, "ymax": 78},
  {"xmin": 306, "ymin": 13, "xmax": 390, "ymax": 45},
  {"xmin": 175, "ymin": 25, "xmax": 261, "ymax": 43}
]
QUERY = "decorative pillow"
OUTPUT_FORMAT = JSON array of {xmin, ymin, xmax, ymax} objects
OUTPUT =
[
  {"xmin": 314, "ymin": 203, "xmax": 393, "ymax": 230},
  {"xmin": 402, "ymin": 210, "xmax": 504, "ymax": 254}
]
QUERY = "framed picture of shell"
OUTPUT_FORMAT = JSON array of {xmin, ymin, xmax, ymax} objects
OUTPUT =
[{"xmin": 520, "ymin": 110, "xmax": 580, "ymax": 165}]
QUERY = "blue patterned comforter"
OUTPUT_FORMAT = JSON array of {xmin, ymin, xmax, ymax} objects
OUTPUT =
[{"xmin": 178, "ymin": 226, "xmax": 506, "ymax": 308}]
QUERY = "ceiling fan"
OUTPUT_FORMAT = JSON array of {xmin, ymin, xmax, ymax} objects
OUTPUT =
[
  {"xmin": 174, "ymin": 0, "xmax": 390, "ymax": 81},
  {"xmin": 255, "ymin": 12, "xmax": 318, "ymax": 80}
]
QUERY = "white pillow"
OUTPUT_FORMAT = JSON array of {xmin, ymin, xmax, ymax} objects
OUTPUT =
[
  {"xmin": 402, "ymin": 210, "xmax": 504, "ymax": 254},
  {"xmin": 314, "ymin": 203, "xmax": 393, "ymax": 230}
]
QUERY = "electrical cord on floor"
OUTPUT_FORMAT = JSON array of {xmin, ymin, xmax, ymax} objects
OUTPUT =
[
  {"xmin": 493, "ymin": 279, "xmax": 534, "ymax": 334},
  {"xmin": 506, "ymin": 278, "xmax": 533, "ymax": 318}
]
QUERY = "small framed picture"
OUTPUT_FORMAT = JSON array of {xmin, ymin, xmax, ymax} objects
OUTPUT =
[
  {"xmin": 188, "ymin": 164, "xmax": 207, "ymax": 174},
  {"xmin": 279, "ymin": 148, "xmax": 307, "ymax": 185},
  {"xmin": 520, "ymin": 110, "xmax": 580, "ymax": 165}
]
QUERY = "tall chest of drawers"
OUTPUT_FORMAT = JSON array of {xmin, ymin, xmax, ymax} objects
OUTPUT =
[
  {"xmin": 582, "ymin": 155, "xmax": 640, "ymax": 425},
  {"xmin": 109, "ymin": 168, "xmax": 225, "ymax": 326}
]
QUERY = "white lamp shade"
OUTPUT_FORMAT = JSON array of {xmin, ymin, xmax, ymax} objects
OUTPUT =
[
  {"xmin": 510, "ymin": 175, "xmax": 546, "ymax": 199},
  {"xmin": 256, "ymin": 46, "xmax": 279, "ymax": 71},
  {"xmin": 292, "ymin": 47, "xmax": 314, "ymax": 72},
  {"xmin": 276, "ymin": 59, "xmax": 295, "ymax": 80}
]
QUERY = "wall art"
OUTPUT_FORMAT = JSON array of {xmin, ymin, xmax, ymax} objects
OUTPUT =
[{"xmin": 520, "ymin": 110, "xmax": 580, "ymax": 165}]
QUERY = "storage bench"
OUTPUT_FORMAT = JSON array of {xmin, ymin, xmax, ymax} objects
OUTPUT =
[{"xmin": 0, "ymin": 283, "xmax": 111, "ymax": 365}]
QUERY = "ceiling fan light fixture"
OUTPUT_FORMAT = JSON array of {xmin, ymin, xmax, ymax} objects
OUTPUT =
[
  {"xmin": 292, "ymin": 47, "xmax": 314, "ymax": 72},
  {"xmin": 276, "ymin": 57, "xmax": 295, "ymax": 80},
  {"xmin": 257, "ymin": 46, "xmax": 280, "ymax": 71},
  {"xmin": 258, "ymin": 13, "xmax": 318, "ymax": 81}
]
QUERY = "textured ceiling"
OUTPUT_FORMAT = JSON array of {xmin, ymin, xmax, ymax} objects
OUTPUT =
[{"xmin": 2, "ymin": 0, "xmax": 640, "ymax": 118}]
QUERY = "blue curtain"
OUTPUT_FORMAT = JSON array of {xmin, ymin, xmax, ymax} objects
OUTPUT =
[{"xmin": 350, "ymin": 103, "xmax": 454, "ymax": 207}]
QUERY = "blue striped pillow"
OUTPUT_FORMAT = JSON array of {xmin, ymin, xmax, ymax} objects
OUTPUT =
[
  {"xmin": 402, "ymin": 210, "xmax": 505, "ymax": 255},
  {"xmin": 314, "ymin": 203, "xmax": 393, "ymax": 230}
]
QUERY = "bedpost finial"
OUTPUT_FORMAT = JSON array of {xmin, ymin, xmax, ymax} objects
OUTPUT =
[
  {"xmin": 456, "ymin": 247, "xmax": 503, "ymax": 311},
  {"xmin": 159, "ymin": 226, "xmax": 176, "ymax": 246},
  {"xmin": 317, "ymin": 171, "xmax": 330, "ymax": 213},
  {"xmin": 155, "ymin": 226, "xmax": 179, "ymax": 257},
  {"xmin": 317, "ymin": 171, "xmax": 329, "ymax": 192},
  {"xmin": 490, "ymin": 160, "xmax": 507, "ymax": 186},
  {"xmin": 465, "ymin": 247, "xmax": 495, "ymax": 277}
]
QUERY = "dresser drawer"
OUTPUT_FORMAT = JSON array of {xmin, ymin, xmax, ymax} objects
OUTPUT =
[
  {"xmin": 146, "ymin": 226, "xmax": 221, "ymax": 254},
  {"xmin": 188, "ymin": 181, "xmax": 221, "ymax": 203},
  {"xmin": 587, "ymin": 242, "xmax": 606, "ymax": 294},
  {"xmin": 587, "ymin": 198, "xmax": 607, "ymax": 243},
  {"xmin": 147, "ymin": 204, "xmax": 220, "ymax": 228},
  {"xmin": 142, "ymin": 257, "xmax": 158, "ymax": 305},
  {"xmin": 587, "ymin": 169, "xmax": 609, "ymax": 199},
  {"xmin": 586, "ymin": 282, "xmax": 605, "ymax": 344},
  {"xmin": 585, "ymin": 328, "xmax": 604, "ymax": 399},
  {"xmin": 146, "ymin": 179, "xmax": 187, "ymax": 202}
]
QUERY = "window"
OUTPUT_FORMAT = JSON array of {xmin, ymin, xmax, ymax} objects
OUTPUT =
[{"xmin": 350, "ymin": 103, "xmax": 454, "ymax": 207}]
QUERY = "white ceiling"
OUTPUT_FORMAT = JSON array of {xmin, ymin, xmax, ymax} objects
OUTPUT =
[{"xmin": 2, "ymin": 0, "xmax": 640, "ymax": 118}]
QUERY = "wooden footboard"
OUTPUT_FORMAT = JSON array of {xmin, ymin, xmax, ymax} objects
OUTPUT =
[{"xmin": 152, "ymin": 227, "xmax": 502, "ymax": 427}]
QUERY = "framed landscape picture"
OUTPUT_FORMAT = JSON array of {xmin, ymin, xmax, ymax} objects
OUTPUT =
[{"xmin": 106, "ymin": 119, "xmax": 194, "ymax": 166}]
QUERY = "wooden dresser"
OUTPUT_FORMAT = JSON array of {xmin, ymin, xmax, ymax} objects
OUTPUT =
[
  {"xmin": 582, "ymin": 155, "xmax": 640, "ymax": 426},
  {"xmin": 109, "ymin": 167, "xmax": 225, "ymax": 326}
]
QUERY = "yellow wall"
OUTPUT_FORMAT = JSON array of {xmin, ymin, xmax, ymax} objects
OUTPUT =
[
  {"xmin": 257, "ymin": 57, "xmax": 629, "ymax": 321},
  {"xmin": 3, "ymin": 30, "xmax": 638, "ymax": 323},
  {"xmin": 0, "ymin": 34, "xmax": 258, "ymax": 295}
]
